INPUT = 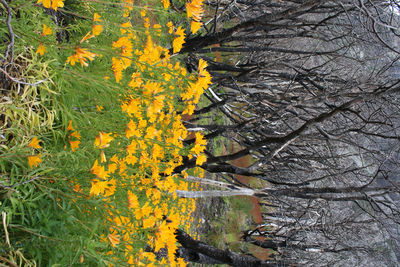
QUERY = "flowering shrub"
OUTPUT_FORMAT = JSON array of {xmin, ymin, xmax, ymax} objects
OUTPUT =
[{"xmin": 0, "ymin": 0, "xmax": 208, "ymax": 265}]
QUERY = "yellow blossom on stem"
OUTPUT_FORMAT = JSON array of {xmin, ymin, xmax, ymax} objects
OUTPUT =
[
  {"xmin": 196, "ymin": 153, "xmax": 207, "ymax": 165},
  {"xmin": 28, "ymin": 137, "xmax": 42, "ymax": 149},
  {"xmin": 190, "ymin": 20, "xmax": 202, "ymax": 34},
  {"xmin": 69, "ymin": 140, "xmax": 80, "ymax": 152},
  {"xmin": 66, "ymin": 47, "xmax": 96, "ymax": 67},
  {"xmin": 91, "ymin": 160, "xmax": 109, "ymax": 179},
  {"xmin": 92, "ymin": 24, "xmax": 103, "ymax": 36},
  {"xmin": 36, "ymin": 43, "xmax": 46, "ymax": 56},
  {"xmin": 100, "ymin": 150, "xmax": 107, "ymax": 163},
  {"xmin": 80, "ymin": 32, "xmax": 94, "ymax": 43},
  {"xmin": 167, "ymin": 21, "xmax": 174, "ymax": 34},
  {"xmin": 41, "ymin": 24, "xmax": 52, "ymax": 36},
  {"xmin": 186, "ymin": 0, "xmax": 204, "ymax": 21},
  {"xmin": 103, "ymin": 179, "xmax": 116, "ymax": 197},
  {"xmin": 67, "ymin": 120, "xmax": 74, "ymax": 131},
  {"xmin": 28, "ymin": 154, "xmax": 42, "ymax": 168},
  {"xmin": 89, "ymin": 179, "xmax": 106, "ymax": 196},
  {"xmin": 51, "ymin": 0, "xmax": 64, "ymax": 11},
  {"xmin": 70, "ymin": 131, "xmax": 81, "ymax": 139},
  {"xmin": 37, "ymin": 0, "xmax": 64, "ymax": 11},
  {"xmin": 127, "ymin": 191, "xmax": 139, "ymax": 209},
  {"xmin": 172, "ymin": 27, "xmax": 185, "ymax": 54},
  {"xmin": 37, "ymin": 0, "xmax": 51, "ymax": 8},
  {"xmin": 93, "ymin": 13, "xmax": 101, "ymax": 22},
  {"xmin": 195, "ymin": 132, "xmax": 207, "ymax": 146},
  {"xmin": 94, "ymin": 132, "xmax": 114, "ymax": 149},
  {"xmin": 161, "ymin": 0, "xmax": 170, "ymax": 9},
  {"xmin": 108, "ymin": 233, "xmax": 120, "ymax": 247}
]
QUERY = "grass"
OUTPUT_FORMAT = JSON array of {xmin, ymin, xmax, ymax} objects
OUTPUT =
[{"xmin": 208, "ymin": 197, "xmax": 253, "ymax": 250}]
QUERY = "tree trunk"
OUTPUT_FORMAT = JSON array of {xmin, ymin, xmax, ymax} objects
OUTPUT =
[{"xmin": 175, "ymin": 229, "xmax": 279, "ymax": 267}]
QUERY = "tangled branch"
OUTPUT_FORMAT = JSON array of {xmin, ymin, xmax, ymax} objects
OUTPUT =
[{"xmin": 0, "ymin": 0, "xmax": 15, "ymax": 64}]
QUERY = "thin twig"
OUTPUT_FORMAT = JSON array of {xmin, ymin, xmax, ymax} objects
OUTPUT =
[
  {"xmin": 0, "ymin": 0, "xmax": 15, "ymax": 63},
  {"xmin": 0, "ymin": 176, "xmax": 39, "ymax": 189},
  {"xmin": 0, "ymin": 256, "xmax": 17, "ymax": 267},
  {"xmin": 0, "ymin": 67, "xmax": 48, "ymax": 86},
  {"xmin": 9, "ymin": 224, "xmax": 61, "ymax": 241},
  {"xmin": 2, "ymin": 212, "xmax": 10, "ymax": 248}
]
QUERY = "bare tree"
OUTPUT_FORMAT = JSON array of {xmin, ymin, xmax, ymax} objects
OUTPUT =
[{"xmin": 171, "ymin": 0, "xmax": 400, "ymax": 265}]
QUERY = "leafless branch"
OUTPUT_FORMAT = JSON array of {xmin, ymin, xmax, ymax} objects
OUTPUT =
[
  {"xmin": 0, "ymin": 176, "xmax": 39, "ymax": 189},
  {"xmin": 0, "ymin": 0, "xmax": 15, "ymax": 63}
]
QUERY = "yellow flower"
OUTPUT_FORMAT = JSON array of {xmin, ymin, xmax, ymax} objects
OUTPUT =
[
  {"xmin": 28, "ymin": 154, "xmax": 42, "ymax": 168},
  {"xmin": 127, "ymin": 191, "xmax": 139, "ymax": 209},
  {"xmin": 108, "ymin": 163, "xmax": 117, "ymax": 173},
  {"xmin": 37, "ymin": 0, "xmax": 51, "ymax": 8},
  {"xmin": 93, "ymin": 13, "xmax": 102, "ymax": 22},
  {"xmin": 41, "ymin": 24, "xmax": 52, "ymax": 36},
  {"xmin": 121, "ymin": 21, "xmax": 132, "ymax": 28},
  {"xmin": 103, "ymin": 179, "xmax": 116, "ymax": 197},
  {"xmin": 195, "ymin": 132, "xmax": 207, "ymax": 146},
  {"xmin": 67, "ymin": 120, "xmax": 75, "ymax": 131},
  {"xmin": 125, "ymin": 154, "xmax": 138, "ymax": 165},
  {"xmin": 108, "ymin": 233, "xmax": 120, "ymax": 247},
  {"xmin": 36, "ymin": 43, "xmax": 46, "ymax": 56},
  {"xmin": 143, "ymin": 216, "xmax": 156, "ymax": 228},
  {"xmin": 191, "ymin": 20, "xmax": 202, "ymax": 34},
  {"xmin": 51, "ymin": 0, "xmax": 64, "ymax": 11},
  {"xmin": 135, "ymin": 202, "xmax": 152, "ymax": 220},
  {"xmin": 37, "ymin": 0, "xmax": 64, "ymax": 10},
  {"xmin": 80, "ymin": 32, "xmax": 94, "ymax": 43},
  {"xmin": 196, "ymin": 154, "xmax": 207, "ymax": 165},
  {"xmin": 89, "ymin": 179, "xmax": 106, "ymax": 196},
  {"xmin": 183, "ymin": 102, "xmax": 195, "ymax": 115},
  {"xmin": 90, "ymin": 160, "xmax": 109, "ymax": 179},
  {"xmin": 28, "ymin": 137, "xmax": 42, "ymax": 149},
  {"xmin": 173, "ymin": 27, "xmax": 185, "ymax": 53},
  {"xmin": 69, "ymin": 140, "xmax": 80, "ymax": 152},
  {"xmin": 89, "ymin": 179, "xmax": 116, "ymax": 197},
  {"xmin": 94, "ymin": 132, "xmax": 114, "ymax": 149},
  {"xmin": 66, "ymin": 47, "xmax": 96, "ymax": 67},
  {"xmin": 186, "ymin": 0, "xmax": 204, "ymax": 21},
  {"xmin": 100, "ymin": 150, "xmax": 107, "ymax": 163},
  {"xmin": 162, "ymin": 0, "xmax": 170, "ymax": 9},
  {"xmin": 70, "ymin": 131, "xmax": 81, "ymax": 139},
  {"xmin": 167, "ymin": 21, "xmax": 174, "ymax": 34},
  {"xmin": 92, "ymin": 24, "xmax": 103, "ymax": 36}
]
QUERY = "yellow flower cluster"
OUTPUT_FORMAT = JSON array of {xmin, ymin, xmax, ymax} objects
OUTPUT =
[
  {"xmin": 67, "ymin": 120, "xmax": 81, "ymax": 152},
  {"xmin": 29, "ymin": 1, "xmax": 212, "ymax": 264},
  {"xmin": 37, "ymin": 0, "xmax": 64, "ymax": 11},
  {"xmin": 173, "ymin": 26, "xmax": 186, "ymax": 54},
  {"xmin": 80, "ymin": 13, "xmax": 103, "ymax": 43},
  {"xmin": 181, "ymin": 59, "xmax": 212, "ymax": 115},
  {"xmin": 28, "ymin": 137, "xmax": 42, "ymax": 168},
  {"xmin": 36, "ymin": 24, "xmax": 52, "ymax": 56},
  {"xmin": 66, "ymin": 13, "xmax": 103, "ymax": 67},
  {"xmin": 66, "ymin": 47, "xmax": 97, "ymax": 67},
  {"xmin": 186, "ymin": 0, "xmax": 205, "ymax": 33},
  {"xmin": 189, "ymin": 132, "xmax": 207, "ymax": 165},
  {"xmin": 75, "ymin": 4, "xmax": 211, "ymax": 265}
]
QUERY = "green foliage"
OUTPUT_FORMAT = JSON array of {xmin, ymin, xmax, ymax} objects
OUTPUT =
[
  {"xmin": 0, "ymin": 0, "xmax": 194, "ymax": 265},
  {"xmin": 206, "ymin": 196, "xmax": 253, "ymax": 252}
]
